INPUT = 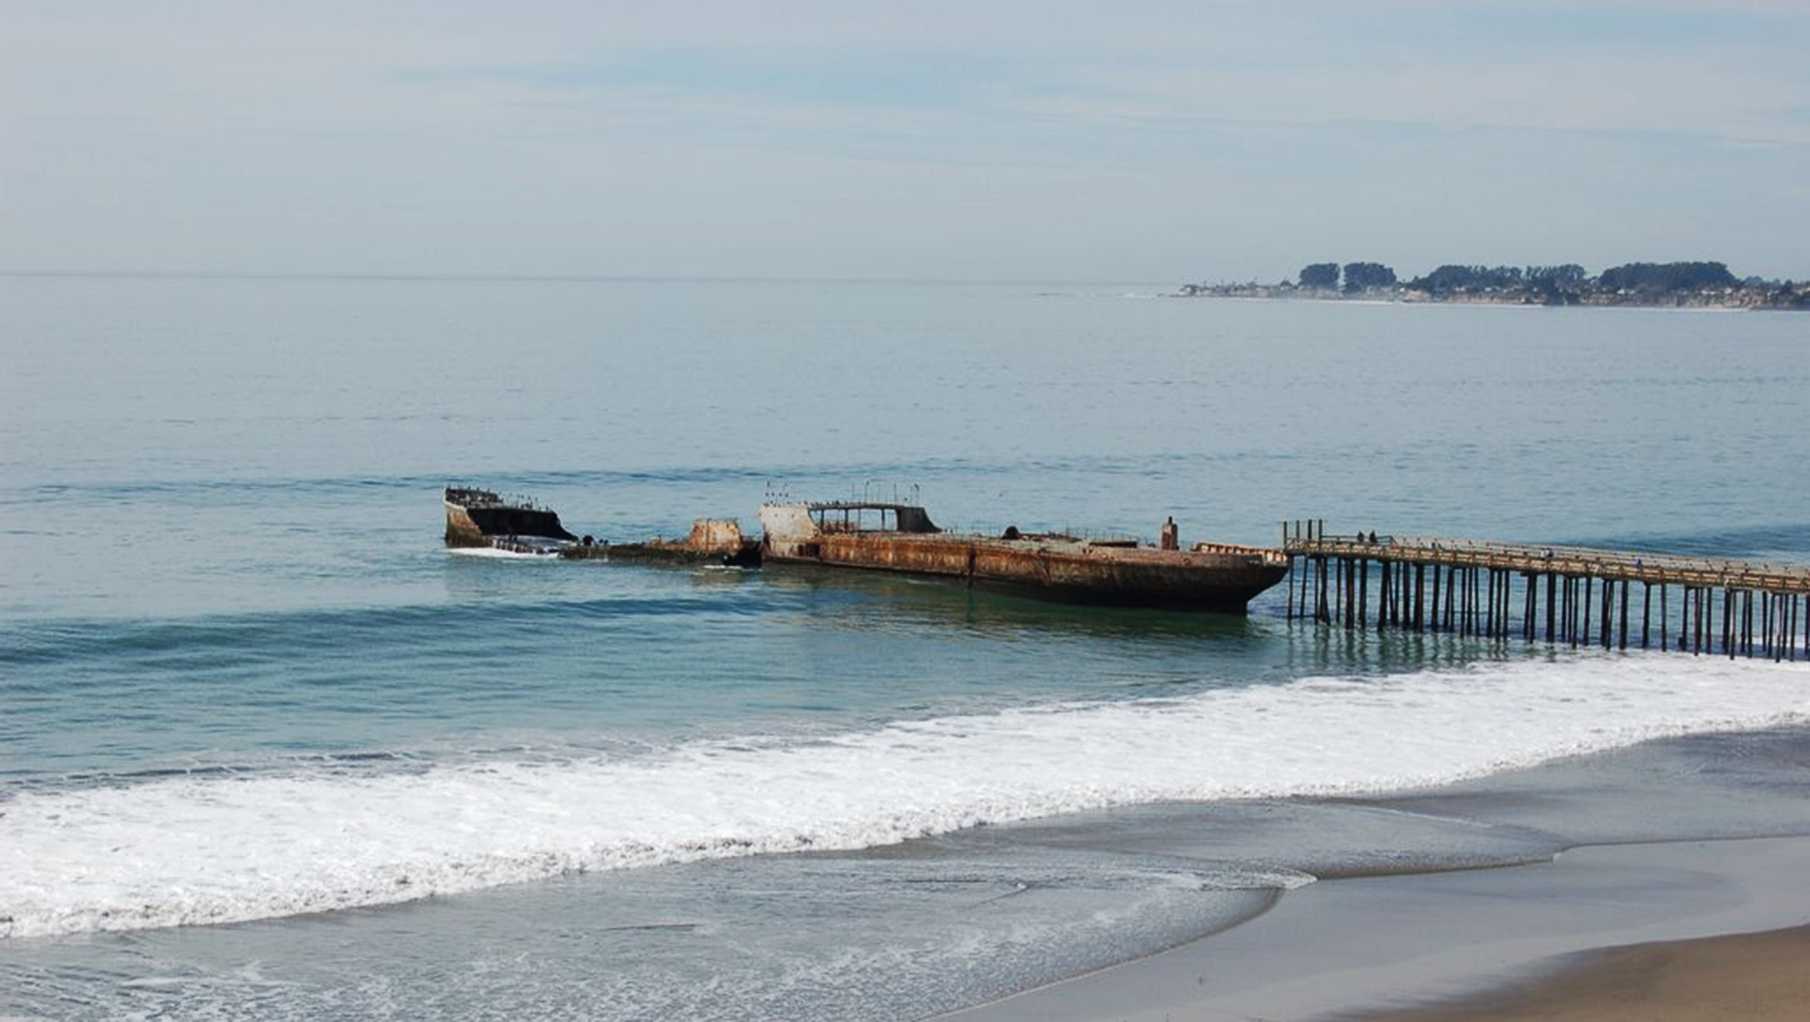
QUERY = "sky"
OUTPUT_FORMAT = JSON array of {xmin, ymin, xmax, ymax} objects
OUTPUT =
[{"xmin": 3, "ymin": 1, "xmax": 1807, "ymax": 282}]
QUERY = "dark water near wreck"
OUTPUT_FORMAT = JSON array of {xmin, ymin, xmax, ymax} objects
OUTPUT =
[{"xmin": 2, "ymin": 277, "xmax": 1808, "ymax": 1019}]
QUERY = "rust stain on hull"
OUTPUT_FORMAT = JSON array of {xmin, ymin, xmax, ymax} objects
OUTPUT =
[{"xmin": 443, "ymin": 501, "xmax": 488, "ymax": 548}]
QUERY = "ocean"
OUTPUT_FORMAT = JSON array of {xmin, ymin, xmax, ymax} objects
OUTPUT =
[{"xmin": 2, "ymin": 276, "xmax": 1808, "ymax": 1019}]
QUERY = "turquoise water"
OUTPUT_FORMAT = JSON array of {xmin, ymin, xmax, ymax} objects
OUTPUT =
[{"xmin": 2, "ymin": 277, "xmax": 1808, "ymax": 1018}]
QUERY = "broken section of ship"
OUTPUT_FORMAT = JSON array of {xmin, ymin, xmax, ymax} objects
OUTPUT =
[
  {"xmin": 444, "ymin": 486, "xmax": 577, "ymax": 551},
  {"xmin": 443, "ymin": 486, "xmax": 759, "ymax": 565},
  {"xmin": 759, "ymin": 499, "xmax": 1287, "ymax": 612}
]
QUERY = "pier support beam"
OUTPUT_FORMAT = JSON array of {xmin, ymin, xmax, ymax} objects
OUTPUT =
[
  {"xmin": 1378, "ymin": 561, "xmax": 1390, "ymax": 635},
  {"xmin": 1679, "ymin": 586, "xmax": 1687, "ymax": 654},
  {"xmin": 1562, "ymin": 576, "xmax": 1573, "ymax": 646},
  {"xmin": 1426, "ymin": 562, "xmax": 1437, "ymax": 632},
  {"xmin": 1763, "ymin": 592, "xmax": 1773, "ymax": 658},
  {"xmin": 1600, "ymin": 577, "xmax": 1611, "ymax": 649},
  {"xmin": 1629, "ymin": 578, "xmax": 1643, "ymax": 651},
  {"xmin": 1317, "ymin": 557, "xmax": 1329, "ymax": 623},
  {"xmin": 1400, "ymin": 561, "xmax": 1409, "ymax": 628},
  {"xmin": 1342, "ymin": 558, "xmax": 1352, "ymax": 628},
  {"xmin": 1583, "ymin": 577, "xmax": 1594, "ymax": 649},
  {"xmin": 1414, "ymin": 565, "xmax": 1425, "ymax": 632},
  {"xmin": 1509, "ymin": 572, "xmax": 1518, "ymax": 640},
  {"xmin": 1795, "ymin": 592, "xmax": 1803, "ymax": 661},
  {"xmin": 1689, "ymin": 587, "xmax": 1698, "ymax": 655},
  {"xmin": 1450, "ymin": 566, "xmax": 1459, "ymax": 635},
  {"xmin": 1661, "ymin": 584, "xmax": 1669, "ymax": 652},
  {"xmin": 1305, "ymin": 549, "xmax": 1315, "ymax": 622},
  {"xmin": 1744, "ymin": 590, "xmax": 1754, "ymax": 656},
  {"xmin": 1724, "ymin": 587, "xmax": 1735, "ymax": 659},
  {"xmin": 1285, "ymin": 556, "xmax": 1295, "ymax": 619},
  {"xmin": 1546, "ymin": 573, "xmax": 1557, "ymax": 643},
  {"xmin": 1335, "ymin": 557, "xmax": 1344, "ymax": 627}
]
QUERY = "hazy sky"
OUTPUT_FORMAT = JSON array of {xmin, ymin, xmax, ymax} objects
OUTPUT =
[{"xmin": 5, "ymin": 2, "xmax": 1806, "ymax": 281}]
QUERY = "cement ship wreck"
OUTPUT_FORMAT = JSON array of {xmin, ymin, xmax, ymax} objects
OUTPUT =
[
  {"xmin": 443, "ymin": 487, "xmax": 1289, "ymax": 611},
  {"xmin": 443, "ymin": 487, "xmax": 760, "ymax": 565},
  {"xmin": 758, "ymin": 499, "xmax": 1288, "ymax": 612}
]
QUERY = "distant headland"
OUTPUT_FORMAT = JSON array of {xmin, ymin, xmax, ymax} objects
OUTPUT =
[{"xmin": 1179, "ymin": 261, "xmax": 1810, "ymax": 310}]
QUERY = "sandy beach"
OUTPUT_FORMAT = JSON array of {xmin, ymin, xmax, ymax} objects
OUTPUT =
[
  {"xmin": 1369, "ymin": 923, "xmax": 1810, "ymax": 1021},
  {"xmin": 945, "ymin": 835, "xmax": 1810, "ymax": 1022},
  {"xmin": 933, "ymin": 717, "xmax": 1810, "ymax": 1022},
  {"xmin": 940, "ymin": 720, "xmax": 1810, "ymax": 1022}
]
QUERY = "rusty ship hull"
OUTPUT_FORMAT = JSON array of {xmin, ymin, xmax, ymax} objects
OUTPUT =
[{"xmin": 760, "ymin": 501, "xmax": 1287, "ymax": 612}]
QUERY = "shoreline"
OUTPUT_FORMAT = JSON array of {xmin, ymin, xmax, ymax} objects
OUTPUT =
[
  {"xmin": 943, "ymin": 833, "xmax": 1810, "ymax": 1022},
  {"xmin": 6, "ymin": 727, "xmax": 1810, "ymax": 1020},
  {"xmin": 936, "ymin": 722, "xmax": 1810, "ymax": 1021}
]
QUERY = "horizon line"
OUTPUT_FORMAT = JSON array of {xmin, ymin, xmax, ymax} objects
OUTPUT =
[{"xmin": 0, "ymin": 269, "xmax": 1169, "ymax": 288}]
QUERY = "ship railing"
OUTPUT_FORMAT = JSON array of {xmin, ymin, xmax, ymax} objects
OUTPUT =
[
  {"xmin": 947, "ymin": 521, "xmax": 1149, "ymax": 546},
  {"xmin": 445, "ymin": 484, "xmax": 553, "ymax": 512},
  {"xmin": 859, "ymin": 480, "xmax": 921, "ymax": 506},
  {"xmin": 765, "ymin": 481, "xmax": 925, "ymax": 507}
]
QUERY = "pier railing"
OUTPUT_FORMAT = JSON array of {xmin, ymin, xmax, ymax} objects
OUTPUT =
[{"xmin": 1277, "ymin": 520, "xmax": 1809, "ymax": 660}]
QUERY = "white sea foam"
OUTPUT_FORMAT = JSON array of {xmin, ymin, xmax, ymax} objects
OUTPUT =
[{"xmin": 3, "ymin": 654, "xmax": 1807, "ymax": 938}]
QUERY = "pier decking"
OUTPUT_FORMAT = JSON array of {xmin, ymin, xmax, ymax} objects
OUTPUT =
[{"xmin": 1280, "ymin": 522, "xmax": 1810, "ymax": 660}]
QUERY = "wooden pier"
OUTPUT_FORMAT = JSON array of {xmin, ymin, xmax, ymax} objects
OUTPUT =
[{"xmin": 1280, "ymin": 521, "xmax": 1810, "ymax": 660}]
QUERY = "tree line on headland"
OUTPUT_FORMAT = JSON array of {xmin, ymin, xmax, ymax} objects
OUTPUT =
[{"xmin": 1181, "ymin": 260, "xmax": 1809, "ymax": 309}]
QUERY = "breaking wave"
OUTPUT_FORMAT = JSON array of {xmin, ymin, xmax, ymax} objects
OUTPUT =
[{"xmin": 3, "ymin": 653, "xmax": 1806, "ymax": 939}]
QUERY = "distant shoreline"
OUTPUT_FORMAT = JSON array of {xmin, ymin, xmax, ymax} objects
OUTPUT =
[
  {"xmin": 1180, "ymin": 259, "xmax": 1810, "ymax": 311},
  {"xmin": 1174, "ymin": 284, "xmax": 1810, "ymax": 311}
]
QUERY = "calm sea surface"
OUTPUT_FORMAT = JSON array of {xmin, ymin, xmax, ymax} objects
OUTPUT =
[{"xmin": 2, "ymin": 277, "xmax": 1808, "ymax": 1019}]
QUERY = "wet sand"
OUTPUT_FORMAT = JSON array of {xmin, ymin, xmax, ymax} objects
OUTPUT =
[
  {"xmin": 1367, "ymin": 923, "xmax": 1810, "ymax": 1021},
  {"xmin": 945, "ymin": 835, "xmax": 1810, "ymax": 1022},
  {"xmin": 941, "ymin": 724, "xmax": 1810, "ymax": 1022}
]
